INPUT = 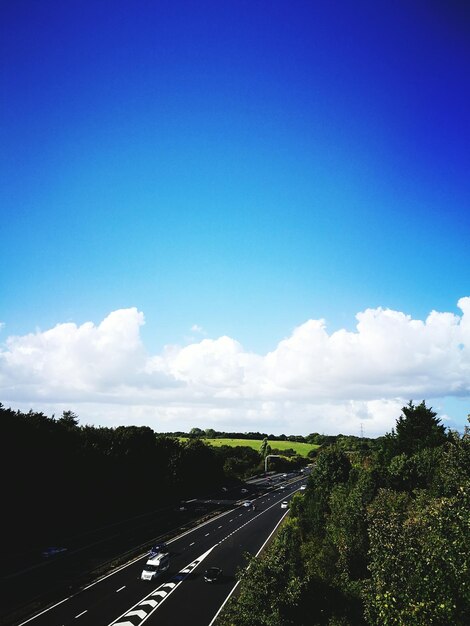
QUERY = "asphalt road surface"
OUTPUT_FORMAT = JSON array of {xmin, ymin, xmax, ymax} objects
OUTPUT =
[{"xmin": 19, "ymin": 479, "xmax": 305, "ymax": 626}]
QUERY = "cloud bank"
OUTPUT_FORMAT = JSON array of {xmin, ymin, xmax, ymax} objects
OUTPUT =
[{"xmin": 1, "ymin": 299, "xmax": 469, "ymax": 436}]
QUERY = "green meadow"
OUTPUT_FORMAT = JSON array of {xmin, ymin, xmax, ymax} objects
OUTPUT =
[{"xmin": 203, "ymin": 438, "xmax": 319, "ymax": 457}]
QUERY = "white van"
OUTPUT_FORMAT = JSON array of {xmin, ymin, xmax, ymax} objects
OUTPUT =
[{"xmin": 141, "ymin": 552, "xmax": 170, "ymax": 581}]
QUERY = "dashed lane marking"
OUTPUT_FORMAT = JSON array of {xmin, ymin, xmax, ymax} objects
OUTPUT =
[
  {"xmin": 75, "ymin": 610, "xmax": 87, "ymax": 619},
  {"xmin": 215, "ymin": 491, "xmax": 297, "ymax": 548},
  {"xmin": 208, "ymin": 507, "xmax": 291, "ymax": 626}
]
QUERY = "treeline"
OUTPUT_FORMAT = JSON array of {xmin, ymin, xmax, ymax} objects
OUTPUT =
[
  {"xmin": 218, "ymin": 401, "xmax": 470, "ymax": 626},
  {"xmin": 162, "ymin": 427, "xmax": 309, "ymax": 441},
  {"xmin": 1, "ymin": 404, "xmax": 227, "ymax": 557},
  {"xmin": 0, "ymin": 403, "xmax": 311, "ymax": 558},
  {"xmin": 162, "ymin": 427, "xmax": 377, "ymax": 450}
]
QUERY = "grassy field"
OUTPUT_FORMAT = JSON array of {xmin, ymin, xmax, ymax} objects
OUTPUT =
[{"xmin": 203, "ymin": 438, "xmax": 319, "ymax": 457}]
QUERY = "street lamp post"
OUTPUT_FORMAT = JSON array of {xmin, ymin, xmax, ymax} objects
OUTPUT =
[{"xmin": 265, "ymin": 454, "xmax": 282, "ymax": 475}]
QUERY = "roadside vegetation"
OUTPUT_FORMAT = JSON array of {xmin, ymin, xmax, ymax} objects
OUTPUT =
[
  {"xmin": 0, "ymin": 404, "xmax": 311, "ymax": 559},
  {"xmin": 217, "ymin": 401, "xmax": 470, "ymax": 626},
  {"xmin": 0, "ymin": 401, "xmax": 381, "ymax": 562},
  {"xmin": 0, "ymin": 404, "xmax": 226, "ymax": 561},
  {"xmin": 5, "ymin": 399, "xmax": 463, "ymax": 625}
]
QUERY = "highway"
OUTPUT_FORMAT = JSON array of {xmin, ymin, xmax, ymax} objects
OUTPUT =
[{"xmin": 19, "ymin": 478, "xmax": 305, "ymax": 626}]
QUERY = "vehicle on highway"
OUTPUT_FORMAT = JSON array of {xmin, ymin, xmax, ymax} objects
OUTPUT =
[
  {"xmin": 242, "ymin": 500, "xmax": 253, "ymax": 507},
  {"xmin": 149, "ymin": 542, "xmax": 167, "ymax": 556},
  {"xmin": 204, "ymin": 566, "xmax": 222, "ymax": 583},
  {"xmin": 42, "ymin": 546, "xmax": 67, "ymax": 558},
  {"xmin": 141, "ymin": 552, "xmax": 170, "ymax": 581},
  {"xmin": 299, "ymin": 485, "xmax": 306, "ymax": 490},
  {"xmin": 281, "ymin": 501, "xmax": 288, "ymax": 509},
  {"xmin": 240, "ymin": 488, "xmax": 248, "ymax": 494}
]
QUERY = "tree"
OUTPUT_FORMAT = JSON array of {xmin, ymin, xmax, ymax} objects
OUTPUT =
[
  {"xmin": 434, "ymin": 435, "xmax": 470, "ymax": 497},
  {"xmin": 260, "ymin": 437, "xmax": 271, "ymax": 459},
  {"xmin": 188, "ymin": 427, "xmax": 203, "ymax": 438},
  {"xmin": 364, "ymin": 486, "xmax": 470, "ymax": 625},
  {"xmin": 309, "ymin": 446, "xmax": 352, "ymax": 497},
  {"xmin": 394, "ymin": 400, "xmax": 448, "ymax": 455},
  {"xmin": 218, "ymin": 521, "xmax": 305, "ymax": 626},
  {"xmin": 58, "ymin": 410, "xmax": 79, "ymax": 428},
  {"xmin": 387, "ymin": 447, "xmax": 442, "ymax": 492},
  {"xmin": 296, "ymin": 446, "xmax": 352, "ymax": 540},
  {"xmin": 216, "ymin": 445, "xmax": 263, "ymax": 478},
  {"xmin": 326, "ymin": 469, "xmax": 376, "ymax": 583}
]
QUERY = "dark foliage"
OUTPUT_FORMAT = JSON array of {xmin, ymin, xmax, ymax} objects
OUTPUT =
[
  {"xmin": 0, "ymin": 403, "xmax": 225, "ymax": 558},
  {"xmin": 217, "ymin": 402, "xmax": 469, "ymax": 626}
]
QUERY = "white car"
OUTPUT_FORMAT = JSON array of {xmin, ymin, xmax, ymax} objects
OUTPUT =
[
  {"xmin": 242, "ymin": 500, "xmax": 253, "ymax": 508},
  {"xmin": 300, "ymin": 485, "xmax": 306, "ymax": 490},
  {"xmin": 141, "ymin": 552, "xmax": 170, "ymax": 581},
  {"xmin": 280, "ymin": 501, "xmax": 288, "ymax": 509}
]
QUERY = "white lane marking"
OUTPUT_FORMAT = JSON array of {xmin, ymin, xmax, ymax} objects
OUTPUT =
[
  {"xmin": 165, "ymin": 504, "xmax": 239, "ymax": 543},
  {"xmin": 218, "ymin": 525, "xmax": 223, "ymax": 529},
  {"xmin": 205, "ymin": 533, "xmax": 210, "ymax": 536},
  {"xmin": 116, "ymin": 586, "xmax": 126, "ymax": 593},
  {"xmin": 21, "ymin": 479, "xmax": 305, "ymax": 625},
  {"xmin": 140, "ymin": 599, "xmax": 157, "ymax": 608},
  {"xmin": 17, "ymin": 597, "xmax": 70, "ymax": 625},
  {"xmin": 108, "ymin": 546, "xmax": 215, "ymax": 626},
  {"xmin": 229, "ymin": 518, "xmax": 233, "ymax": 522},
  {"xmin": 255, "ymin": 509, "xmax": 290, "ymax": 556},
  {"xmin": 83, "ymin": 502, "xmax": 241, "ymax": 591},
  {"xmin": 127, "ymin": 610, "xmax": 147, "ymax": 619},
  {"xmin": 75, "ymin": 610, "xmax": 88, "ymax": 619},
  {"xmin": 189, "ymin": 542, "xmax": 195, "ymax": 546},
  {"xmin": 208, "ymin": 580, "xmax": 241, "ymax": 626},
  {"xmin": 209, "ymin": 508, "xmax": 290, "ymax": 626},
  {"xmin": 164, "ymin": 582, "xmax": 176, "ymax": 588},
  {"xmin": 217, "ymin": 493, "xmax": 295, "ymax": 546}
]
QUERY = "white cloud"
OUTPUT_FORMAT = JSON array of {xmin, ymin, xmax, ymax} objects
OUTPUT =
[
  {"xmin": 190, "ymin": 324, "xmax": 207, "ymax": 335},
  {"xmin": 1, "ymin": 298, "xmax": 469, "ymax": 435}
]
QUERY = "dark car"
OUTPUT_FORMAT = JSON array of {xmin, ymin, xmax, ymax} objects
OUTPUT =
[
  {"xmin": 149, "ymin": 542, "xmax": 167, "ymax": 556},
  {"xmin": 42, "ymin": 546, "xmax": 67, "ymax": 558},
  {"xmin": 204, "ymin": 566, "xmax": 222, "ymax": 583}
]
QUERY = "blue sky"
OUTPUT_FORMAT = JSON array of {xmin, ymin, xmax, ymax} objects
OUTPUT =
[{"xmin": 1, "ymin": 1, "xmax": 469, "ymax": 434}]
